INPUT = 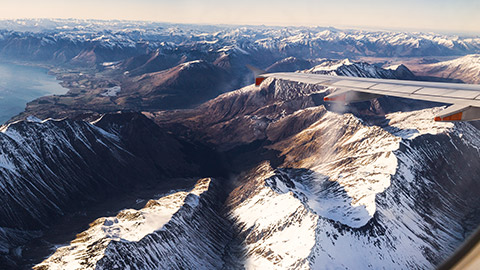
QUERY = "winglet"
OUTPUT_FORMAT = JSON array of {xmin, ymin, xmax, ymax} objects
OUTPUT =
[{"xmin": 246, "ymin": 65, "xmax": 267, "ymax": 86}]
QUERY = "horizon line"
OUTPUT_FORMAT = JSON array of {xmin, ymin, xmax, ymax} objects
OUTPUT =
[{"xmin": 0, "ymin": 17, "xmax": 479, "ymax": 37}]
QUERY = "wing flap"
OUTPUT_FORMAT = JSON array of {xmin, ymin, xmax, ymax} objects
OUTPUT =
[{"xmin": 435, "ymin": 105, "xmax": 480, "ymax": 122}]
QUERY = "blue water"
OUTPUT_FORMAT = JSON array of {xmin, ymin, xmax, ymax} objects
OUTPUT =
[{"xmin": 0, "ymin": 62, "xmax": 68, "ymax": 124}]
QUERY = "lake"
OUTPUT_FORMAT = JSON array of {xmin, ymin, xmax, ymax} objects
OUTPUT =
[{"xmin": 0, "ymin": 62, "xmax": 68, "ymax": 124}]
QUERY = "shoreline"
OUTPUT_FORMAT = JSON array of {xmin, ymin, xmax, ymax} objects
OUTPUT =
[{"xmin": 0, "ymin": 61, "xmax": 70, "ymax": 124}]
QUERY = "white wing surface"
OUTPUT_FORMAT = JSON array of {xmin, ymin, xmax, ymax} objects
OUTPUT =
[{"xmin": 256, "ymin": 72, "xmax": 480, "ymax": 122}]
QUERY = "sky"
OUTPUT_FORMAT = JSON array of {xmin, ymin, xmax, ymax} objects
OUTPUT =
[{"xmin": 1, "ymin": 0, "xmax": 479, "ymax": 34}]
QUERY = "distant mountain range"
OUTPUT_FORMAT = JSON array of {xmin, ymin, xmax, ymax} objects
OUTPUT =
[{"xmin": 1, "ymin": 19, "xmax": 479, "ymax": 67}]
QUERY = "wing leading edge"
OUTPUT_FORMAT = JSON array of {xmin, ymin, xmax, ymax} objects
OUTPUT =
[{"xmin": 255, "ymin": 72, "xmax": 480, "ymax": 122}]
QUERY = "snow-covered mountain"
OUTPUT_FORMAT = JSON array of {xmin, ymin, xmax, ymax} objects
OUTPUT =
[
  {"xmin": 413, "ymin": 54, "xmax": 480, "ymax": 84},
  {"xmin": 227, "ymin": 108, "xmax": 480, "ymax": 268},
  {"xmin": 158, "ymin": 63, "xmax": 480, "ymax": 269},
  {"xmin": 0, "ymin": 19, "xmax": 479, "ymax": 66},
  {"xmin": 305, "ymin": 58, "xmax": 416, "ymax": 80},
  {"xmin": 2, "ymin": 19, "xmax": 478, "ymax": 121}
]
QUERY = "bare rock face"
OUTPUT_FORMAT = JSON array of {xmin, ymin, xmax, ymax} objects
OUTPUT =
[{"xmin": 120, "ymin": 60, "xmax": 232, "ymax": 110}]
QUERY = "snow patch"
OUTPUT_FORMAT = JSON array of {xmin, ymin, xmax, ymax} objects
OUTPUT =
[
  {"xmin": 271, "ymin": 112, "xmax": 400, "ymax": 227},
  {"xmin": 231, "ymin": 176, "xmax": 317, "ymax": 269},
  {"xmin": 309, "ymin": 59, "xmax": 352, "ymax": 73},
  {"xmin": 100, "ymin": 86, "xmax": 121, "ymax": 97},
  {"xmin": 385, "ymin": 107, "xmax": 454, "ymax": 139},
  {"xmin": 26, "ymin": 116, "xmax": 42, "ymax": 123},
  {"xmin": 179, "ymin": 60, "xmax": 203, "ymax": 71}
]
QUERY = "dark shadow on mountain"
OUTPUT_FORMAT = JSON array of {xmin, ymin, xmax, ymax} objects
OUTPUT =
[
  {"xmin": 221, "ymin": 139, "xmax": 285, "ymax": 175},
  {"xmin": 0, "ymin": 112, "xmax": 230, "ymax": 269},
  {"xmin": 273, "ymin": 168, "xmax": 373, "ymax": 228},
  {"xmin": 15, "ymin": 178, "xmax": 201, "ymax": 269},
  {"xmin": 88, "ymin": 178, "xmax": 235, "ymax": 270}
]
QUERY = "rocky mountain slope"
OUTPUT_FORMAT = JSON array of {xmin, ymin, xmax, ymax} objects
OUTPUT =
[
  {"xmin": 0, "ymin": 113, "xmax": 223, "ymax": 268},
  {"xmin": 120, "ymin": 60, "xmax": 232, "ymax": 109},
  {"xmin": 226, "ymin": 108, "xmax": 480, "ymax": 269},
  {"xmin": 155, "ymin": 60, "xmax": 436, "ymax": 149},
  {"xmin": 34, "ymin": 178, "xmax": 233, "ymax": 270}
]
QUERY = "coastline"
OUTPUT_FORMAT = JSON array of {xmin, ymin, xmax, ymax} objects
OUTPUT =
[{"xmin": 0, "ymin": 61, "xmax": 69, "ymax": 124}]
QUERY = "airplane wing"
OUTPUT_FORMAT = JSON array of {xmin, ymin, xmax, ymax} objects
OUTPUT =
[{"xmin": 255, "ymin": 72, "xmax": 480, "ymax": 122}]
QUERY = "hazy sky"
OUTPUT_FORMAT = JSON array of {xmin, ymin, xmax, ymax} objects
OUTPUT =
[{"xmin": 1, "ymin": 0, "xmax": 479, "ymax": 34}]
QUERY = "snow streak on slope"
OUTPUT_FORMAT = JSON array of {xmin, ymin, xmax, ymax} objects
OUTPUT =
[
  {"xmin": 229, "ymin": 164, "xmax": 318, "ymax": 270},
  {"xmin": 0, "ymin": 118, "xmax": 124, "ymax": 229},
  {"xmin": 385, "ymin": 107, "xmax": 455, "ymax": 139},
  {"xmin": 35, "ymin": 178, "xmax": 232, "ymax": 270}
]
